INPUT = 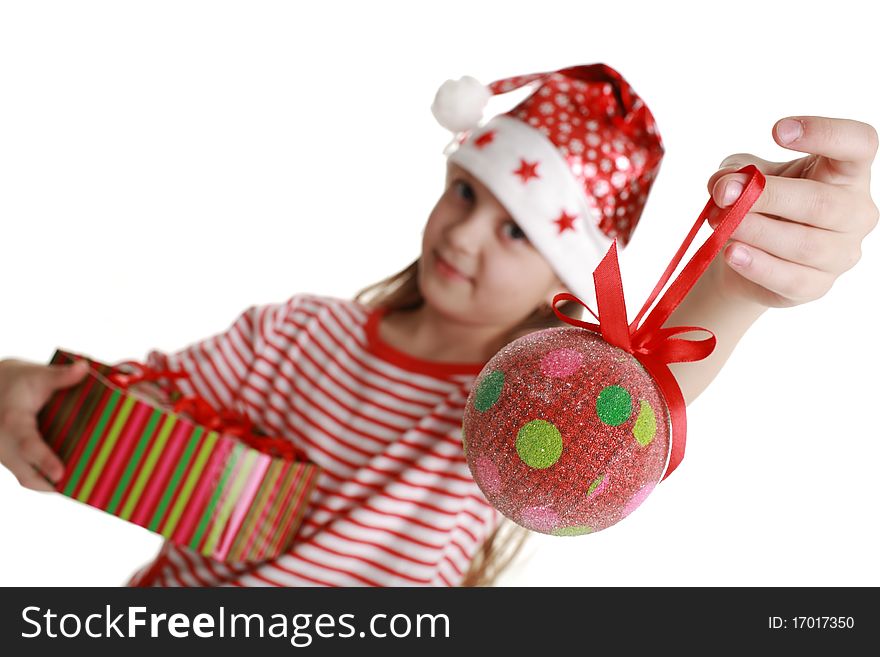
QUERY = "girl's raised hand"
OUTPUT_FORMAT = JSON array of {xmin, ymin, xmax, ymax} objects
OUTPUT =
[{"xmin": 705, "ymin": 116, "xmax": 879, "ymax": 308}]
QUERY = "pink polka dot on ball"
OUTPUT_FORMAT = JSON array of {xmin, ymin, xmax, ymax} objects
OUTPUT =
[
  {"xmin": 540, "ymin": 348, "xmax": 584, "ymax": 378},
  {"xmin": 520, "ymin": 506, "xmax": 560, "ymax": 532},
  {"xmin": 622, "ymin": 482, "xmax": 656, "ymax": 517},
  {"xmin": 475, "ymin": 456, "xmax": 501, "ymax": 494}
]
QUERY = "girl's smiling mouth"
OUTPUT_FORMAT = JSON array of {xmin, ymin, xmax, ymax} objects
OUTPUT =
[{"xmin": 434, "ymin": 250, "xmax": 473, "ymax": 282}]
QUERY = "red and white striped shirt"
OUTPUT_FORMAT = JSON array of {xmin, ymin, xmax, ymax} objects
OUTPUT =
[{"xmin": 125, "ymin": 293, "xmax": 502, "ymax": 587}]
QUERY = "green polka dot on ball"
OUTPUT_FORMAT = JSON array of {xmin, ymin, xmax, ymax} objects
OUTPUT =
[
  {"xmin": 586, "ymin": 474, "xmax": 605, "ymax": 497},
  {"xmin": 474, "ymin": 370, "xmax": 505, "ymax": 411},
  {"xmin": 596, "ymin": 385, "xmax": 632, "ymax": 426},
  {"xmin": 632, "ymin": 399, "xmax": 657, "ymax": 446},
  {"xmin": 552, "ymin": 525, "xmax": 594, "ymax": 536},
  {"xmin": 516, "ymin": 419, "xmax": 563, "ymax": 469}
]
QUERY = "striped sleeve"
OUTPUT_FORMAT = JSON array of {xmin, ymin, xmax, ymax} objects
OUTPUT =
[{"xmin": 142, "ymin": 296, "xmax": 299, "ymax": 414}]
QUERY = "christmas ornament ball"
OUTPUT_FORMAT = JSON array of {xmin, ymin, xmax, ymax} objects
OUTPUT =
[{"xmin": 462, "ymin": 326, "xmax": 672, "ymax": 535}]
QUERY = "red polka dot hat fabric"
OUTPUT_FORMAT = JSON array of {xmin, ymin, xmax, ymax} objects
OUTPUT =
[{"xmin": 501, "ymin": 65, "xmax": 663, "ymax": 244}]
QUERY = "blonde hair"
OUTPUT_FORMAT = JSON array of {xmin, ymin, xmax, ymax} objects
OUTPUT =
[{"xmin": 353, "ymin": 256, "xmax": 584, "ymax": 586}]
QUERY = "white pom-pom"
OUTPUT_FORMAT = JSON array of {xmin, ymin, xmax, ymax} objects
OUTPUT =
[{"xmin": 431, "ymin": 75, "xmax": 491, "ymax": 133}]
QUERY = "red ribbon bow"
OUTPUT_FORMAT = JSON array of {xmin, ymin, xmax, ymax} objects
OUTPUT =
[
  {"xmin": 106, "ymin": 362, "xmax": 303, "ymax": 461},
  {"xmin": 552, "ymin": 164, "xmax": 766, "ymax": 481}
]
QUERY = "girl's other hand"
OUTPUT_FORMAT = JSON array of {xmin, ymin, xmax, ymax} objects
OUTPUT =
[{"xmin": 0, "ymin": 358, "xmax": 90, "ymax": 492}]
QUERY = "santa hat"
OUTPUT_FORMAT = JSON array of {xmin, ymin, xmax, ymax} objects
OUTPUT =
[{"xmin": 431, "ymin": 63, "xmax": 664, "ymax": 310}]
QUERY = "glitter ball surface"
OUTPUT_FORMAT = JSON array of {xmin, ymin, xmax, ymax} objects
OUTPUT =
[{"xmin": 462, "ymin": 326, "xmax": 671, "ymax": 535}]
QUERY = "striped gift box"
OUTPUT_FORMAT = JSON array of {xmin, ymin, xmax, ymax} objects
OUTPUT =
[{"xmin": 36, "ymin": 348, "xmax": 321, "ymax": 563}]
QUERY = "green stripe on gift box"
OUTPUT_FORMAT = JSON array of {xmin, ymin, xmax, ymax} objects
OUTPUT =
[
  {"xmin": 76, "ymin": 394, "xmax": 137, "ymax": 503},
  {"xmin": 105, "ymin": 408, "xmax": 165, "ymax": 516},
  {"xmin": 161, "ymin": 431, "xmax": 219, "ymax": 537},
  {"xmin": 59, "ymin": 382, "xmax": 104, "ymax": 462},
  {"xmin": 148, "ymin": 427, "xmax": 204, "ymax": 532},
  {"xmin": 119, "ymin": 413, "xmax": 176, "ymax": 521},
  {"xmin": 63, "ymin": 390, "xmax": 122, "ymax": 498},
  {"xmin": 230, "ymin": 459, "xmax": 285, "ymax": 561},
  {"xmin": 202, "ymin": 448, "xmax": 258, "ymax": 558},
  {"xmin": 251, "ymin": 461, "xmax": 312, "ymax": 562},
  {"xmin": 256, "ymin": 462, "xmax": 301, "ymax": 559},
  {"xmin": 267, "ymin": 465, "xmax": 314, "ymax": 558},
  {"xmin": 189, "ymin": 442, "xmax": 244, "ymax": 553},
  {"xmin": 47, "ymin": 374, "xmax": 100, "ymax": 458}
]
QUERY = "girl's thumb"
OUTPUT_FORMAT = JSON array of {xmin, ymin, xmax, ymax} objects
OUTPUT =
[{"xmin": 48, "ymin": 360, "xmax": 90, "ymax": 389}]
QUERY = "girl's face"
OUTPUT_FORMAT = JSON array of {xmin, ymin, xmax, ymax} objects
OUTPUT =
[{"xmin": 419, "ymin": 161, "xmax": 567, "ymax": 328}]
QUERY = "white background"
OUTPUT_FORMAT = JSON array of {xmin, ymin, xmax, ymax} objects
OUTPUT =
[{"xmin": 1, "ymin": 0, "xmax": 877, "ymax": 587}]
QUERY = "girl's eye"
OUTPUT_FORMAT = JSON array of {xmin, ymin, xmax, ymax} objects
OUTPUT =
[
  {"xmin": 453, "ymin": 180, "xmax": 474, "ymax": 202},
  {"xmin": 502, "ymin": 220, "xmax": 529, "ymax": 242},
  {"xmin": 450, "ymin": 180, "xmax": 529, "ymax": 244}
]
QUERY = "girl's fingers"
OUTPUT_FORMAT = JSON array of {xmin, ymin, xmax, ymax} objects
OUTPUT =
[
  {"xmin": 774, "ymin": 117, "xmax": 879, "ymax": 184},
  {"xmin": 712, "ymin": 174, "xmax": 859, "ymax": 232},
  {"xmin": 18, "ymin": 429, "xmax": 64, "ymax": 485},
  {"xmin": 721, "ymin": 240, "xmax": 835, "ymax": 304},
  {"xmin": 6, "ymin": 455, "xmax": 57, "ymax": 492},
  {"xmin": 706, "ymin": 155, "xmax": 792, "ymax": 195},
  {"xmin": 2, "ymin": 415, "xmax": 65, "ymax": 486},
  {"xmin": 710, "ymin": 211, "xmax": 859, "ymax": 273}
]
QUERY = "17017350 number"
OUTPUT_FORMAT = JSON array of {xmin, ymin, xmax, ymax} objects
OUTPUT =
[{"xmin": 768, "ymin": 616, "xmax": 855, "ymax": 630}]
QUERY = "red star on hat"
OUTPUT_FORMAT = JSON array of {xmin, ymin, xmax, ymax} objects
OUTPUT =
[
  {"xmin": 553, "ymin": 210, "xmax": 578, "ymax": 234},
  {"xmin": 474, "ymin": 130, "xmax": 496, "ymax": 149},
  {"xmin": 513, "ymin": 159, "xmax": 540, "ymax": 184}
]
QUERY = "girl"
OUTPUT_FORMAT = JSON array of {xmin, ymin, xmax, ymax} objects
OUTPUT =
[
  {"xmin": 125, "ymin": 63, "xmax": 667, "ymax": 587},
  {"xmin": 1, "ymin": 63, "xmax": 875, "ymax": 586}
]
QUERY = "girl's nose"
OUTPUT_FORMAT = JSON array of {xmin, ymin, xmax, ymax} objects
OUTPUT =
[{"xmin": 445, "ymin": 210, "xmax": 491, "ymax": 252}]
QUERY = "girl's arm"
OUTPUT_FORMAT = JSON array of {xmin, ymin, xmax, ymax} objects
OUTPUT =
[{"xmin": 663, "ymin": 254, "xmax": 767, "ymax": 406}]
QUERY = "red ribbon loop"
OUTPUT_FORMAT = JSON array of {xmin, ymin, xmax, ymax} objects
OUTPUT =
[
  {"xmin": 106, "ymin": 361, "xmax": 302, "ymax": 461},
  {"xmin": 552, "ymin": 164, "xmax": 766, "ymax": 480}
]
